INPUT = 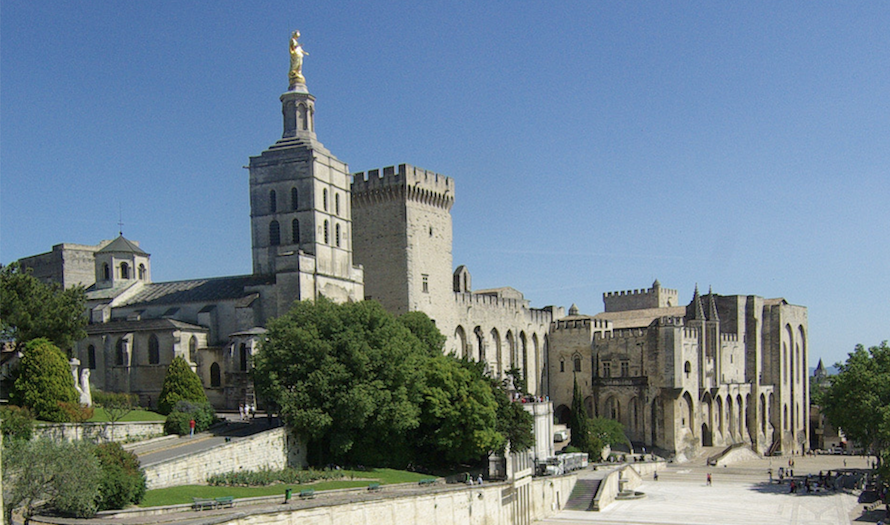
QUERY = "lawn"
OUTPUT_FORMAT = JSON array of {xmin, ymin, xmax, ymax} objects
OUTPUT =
[
  {"xmin": 87, "ymin": 407, "xmax": 166, "ymax": 422},
  {"xmin": 140, "ymin": 468, "xmax": 434, "ymax": 507}
]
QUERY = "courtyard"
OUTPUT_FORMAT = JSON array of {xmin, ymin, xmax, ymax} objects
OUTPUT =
[{"xmin": 539, "ymin": 454, "xmax": 879, "ymax": 525}]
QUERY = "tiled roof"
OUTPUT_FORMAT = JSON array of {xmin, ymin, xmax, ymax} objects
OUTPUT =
[
  {"xmin": 86, "ymin": 318, "xmax": 207, "ymax": 334},
  {"xmin": 96, "ymin": 235, "xmax": 149, "ymax": 256},
  {"xmin": 85, "ymin": 281, "xmax": 140, "ymax": 301},
  {"xmin": 119, "ymin": 274, "xmax": 275, "ymax": 307}
]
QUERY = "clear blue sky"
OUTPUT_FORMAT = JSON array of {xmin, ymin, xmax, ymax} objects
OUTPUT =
[{"xmin": 2, "ymin": 2, "xmax": 888, "ymax": 368}]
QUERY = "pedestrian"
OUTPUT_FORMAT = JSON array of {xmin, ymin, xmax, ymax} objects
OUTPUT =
[
  {"xmin": 189, "ymin": 418, "xmax": 196, "ymax": 438},
  {"xmin": 477, "ymin": 474, "xmax": 483, "ymax": 485},
  {"xmin": 707, "ymin": 473, "xmax": 712, "ymax": 486},
  {"xmin": 790, "ymin": 480, "xmax": 796, "ymax": 493},
  {"xmin": 239, "ymin": 403, "xmax": 245, "ymax": 420},
  {"xmin": 843, "ymin": 459, "xmax": 847, "ymax": 468},
  {"xmin": 768, "ymin": 468, "xmax": 773, "ymax": 481},
  {"xmin": 654, "ymin": 471, "xmax": 658, "ymax": 481}
]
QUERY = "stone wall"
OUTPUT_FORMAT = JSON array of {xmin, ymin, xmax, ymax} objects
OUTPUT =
[
  {"xmin": 34, "ymin": 422, "xmax": 165, "ymax": 443},
  {"xmin": 143, "ymin": 427, "xmax": 298, "ymax": 489},
  {"xmin": 204, "ymin": 474, "xmax": 576, "ymax": 525}
]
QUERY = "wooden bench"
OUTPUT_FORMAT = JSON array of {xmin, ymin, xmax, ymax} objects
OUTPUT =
[
  {"xmin": 215, "ymin": 496, "xmax": 234, "ymax": 508},
  {"xmin": 192, "ymin": 497, "xmax": 218, "ymax": 511},
  {"xmin": 367, "ymin": 482, "xmax": 382, "ymax": 492},
  {"xmin": 418, "ymin": 478, "xmax": 437, "ymax": 486},
  {"xmin": 299, "ymin": 489, "xmax": 316, "ymax": 500}
]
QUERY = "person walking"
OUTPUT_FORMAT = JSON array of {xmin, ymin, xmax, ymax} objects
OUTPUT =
[
  {"xmin": 654, "ymin": 471, "xmax": 659, "ymax": 481},
  {"xmin": 707, "ymin": 473, "xmax": 712, "ymax": 486},
  {"xmin": 189, "ymin": 418, "xmax": 196, "ymax": 438}
]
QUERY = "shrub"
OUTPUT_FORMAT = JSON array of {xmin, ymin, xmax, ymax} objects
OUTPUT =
[
  {"xmin": 206, "ymin": 467, "xmax": 345, "ymax": 486},
  {"xmin": 9, "ymin": 338, "xmax": 79, "ymax": 422},
  {"xmin": 157, "ymin": 356, "xmax": 207, "ymax": 415},
  {"xmin": 95, "ymin": 442, "xmax": 147, "ymax": 510},
  {"xmin": 0, "ymin": 405, "xmax": 35, "ymax": 440},
  {"xmin": 164, "ymin": 400, "xmax": 216, "ymax": 435}
]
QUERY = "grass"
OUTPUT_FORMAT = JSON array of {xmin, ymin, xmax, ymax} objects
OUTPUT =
[
  {"xmin": 86, "ymin": 407, "xmax": 166, "ymax": 422},
  {"xmin": 139, "ymin": 468, "xmax": 434, "ymax": 507}
]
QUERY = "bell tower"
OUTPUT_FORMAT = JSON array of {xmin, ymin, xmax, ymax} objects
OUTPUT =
[{"xmin": 247, "ymin": 31, "xmax": 363, "ymax": 309}]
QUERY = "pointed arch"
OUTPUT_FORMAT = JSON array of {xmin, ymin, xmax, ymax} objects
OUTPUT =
[
  {"xmin": 291, "ymin": 187, "xmax": 299, "ymax": 210},
  {"xmin": 210, "ymin": 362, "xmax": 221, "ymax": 387},
  {"xmin": 148, "ymin": 334, "xmax": 160, "ymax": 365},
  {"xmin": 270, "ymin": 220, "xmax": 281, "ymax": 246},
  {"xmin": 269, "ymin": 189, "xmax": 277, "ymax": 213}
]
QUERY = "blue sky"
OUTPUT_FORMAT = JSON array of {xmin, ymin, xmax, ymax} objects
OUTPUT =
[{"xmin": 2, "ymin": 2, "xmax": 888, "ymax": 368}]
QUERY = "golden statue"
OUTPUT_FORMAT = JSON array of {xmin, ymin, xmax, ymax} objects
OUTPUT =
[{"xmin": 289, "ymin": 30, "xmax": 308, "ymax": 85}]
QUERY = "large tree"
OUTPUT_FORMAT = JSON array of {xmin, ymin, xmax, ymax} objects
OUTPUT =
[
  {"xmin": 821, "ymin": 341, "xmax": 890, "ymax": 469},
  {"xmin": 0, "ymin": 263, "xmax": 87, "ymax": 351},
  {"xmin": 569, "ymin": 373, "xmax": 594, "ymax": 454},
  {"xmin": 254, "ymin": 297, "xmax": 527, "ymax": 468},
  {"xmin": 157, "ymin": 356, "xmax": 207, "ymax": 415},
  {"xmin": 9, "ymin": 338, "xmax": 80, "ymax": 422}
]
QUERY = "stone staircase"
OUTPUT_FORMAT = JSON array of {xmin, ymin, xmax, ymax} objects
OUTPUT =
[{"xmin": 564, "ymin": 479, "xmax": 600, "ymax": 511}]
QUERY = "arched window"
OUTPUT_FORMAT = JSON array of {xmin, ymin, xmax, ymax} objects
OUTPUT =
[
  {"xmin": 269, "ymin": 189, "xmax": 277, "ymax": 213},
  {"xmin": 189, "ymin": 336, "xmax": 197, "ymax": 363},
  {"xmin": 292, "ymin": 219, "xmax": 300, "ymax": 244},
  {"xmin": 115, "ymin": 338, "xmax": 126, "ymax": 365},
  {"xmin": 210, "ymin": 362, "xmax": 221, "ymax": 387},
  {"xmin": 335, "ymin": 224, "xmax": 341, "ymax": 247},
  {"xmin": 324, "ymin": 220, "xmax": 329, "ymax": 244},
  {"xmin": 684, "ymin": 361, "xmax": 692, "ymax": 378},
  {"xmin": 335, "ymin": 193, "xmax": 340, "ymax": 216},
  {"xmin": 239, "ymin": 343, "xmax": 248, "ymax": 371},
  {"xmin": 103, "ymin": 263, "xmax": 110, "ymax": 281},
  {"xmin": 88, "ymin": 345, "xmax": 96, "ymax": 369},
  {"xmin": 269, "ymin": 220, "xmax": 280, "ymax": 246},
  {"xmin": 148, "ymin": 334, "xmax": 160, "ymax": 364},
  {"xmin": 120, "ymin": 262, "xmax": 130, "ymax": 279},
  {"xmin": 573, "ymin": 355, "xmax": 582, "ymax": 372},
  {"xmin": 291, "ymin": 187, "xmax": 298, "ymax": 210},
  {"xmin": 138, "ymin": 264, "xmax": 146, "ymax": 280},
  {"xmin": 323, "ymin": 189, "xmax": 328, "ymax": 211},
  {"xmin": 559, "ymin": 358, "xmax": 565, "ymax": 373}
]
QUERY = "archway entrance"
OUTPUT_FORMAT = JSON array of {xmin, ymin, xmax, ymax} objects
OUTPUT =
[{"xmin": 702, "ymin": 423, "xmax": 713, "ymax": 446}]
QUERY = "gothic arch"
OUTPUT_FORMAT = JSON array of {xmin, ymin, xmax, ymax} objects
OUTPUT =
[
  {"xmin": 148, "ymin": 334, "xmax": 160, "ymax": 365},
  {"xmin": 490, "ymin": 328, "xmax": 501, "ymax": 374},
  {"xmin": 210, "ymin": 362, "xmax": 221, "ymax": 387},
  {"xmin": 454, "ymin": 326, "xmax": 468, "ymax": 359}
]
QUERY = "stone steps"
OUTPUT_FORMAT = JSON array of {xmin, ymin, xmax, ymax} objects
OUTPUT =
[{"xmin": 564, "ymin": 479, "xmax": 600, "ymax": 511}]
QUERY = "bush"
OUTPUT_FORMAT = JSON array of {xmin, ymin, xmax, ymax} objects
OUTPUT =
[
  {"xmin": 9, "ymin": 338, "xmax": 79, "ymax": 422},
  {"xmin": 0, "ymin": 405, "xmax": 35, "ymax": 440},
  {"xmin": 95, "ymin": 442, "xmax": 147, "ymax": 510},
  {"xmin": 164, "ymin": 400, "xmax": 216, "ymax": 435},
  {"xmin": 206, "ymin": 467, "xmax": 345, "ymax": 486},
  {"xmin": 157, "ymin": 356, "xmax": 207, "ymax": 415}
]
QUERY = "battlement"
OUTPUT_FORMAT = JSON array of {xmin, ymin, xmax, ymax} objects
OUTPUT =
[
  {"xmin": 552, "ymin": 318, "xmax": 612, "ymax": 332},
  {"xmin": 351, "ymin": 164, "xmax": 454, "ymax": 210},
  {"xmin": 452, "ymin": 292, "xmax": 551, "ymax": 325},
  {"xmin": 594, "ymin": 328, "xmax": 647, "ymax": 340},
  {"xmin": 720, "ymin": 332, "xmax": 739, "ymax": 342},
  {"xmin": 602, "ymin": 280, "xmax": 679, "ymax": 312}
]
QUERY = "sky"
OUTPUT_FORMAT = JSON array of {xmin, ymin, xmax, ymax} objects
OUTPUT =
[{"xmin": 2, "ymin": 2, "xmax": 888, "ymax": 369}]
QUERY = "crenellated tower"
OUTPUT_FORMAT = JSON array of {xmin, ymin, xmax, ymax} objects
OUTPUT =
[{"xmin": 351, "ymin": 164, "xmax": 454, "ymax": 323}]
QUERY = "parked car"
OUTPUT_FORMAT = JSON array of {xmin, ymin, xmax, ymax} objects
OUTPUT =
[{"xmin": 553, "ymin": 430, "xmax": 568, "ymax": 442}]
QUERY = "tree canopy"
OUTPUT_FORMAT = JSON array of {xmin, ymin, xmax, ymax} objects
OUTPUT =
[
  {"xmin": 9, "ymin": 338, "xmax": 80, "ymax": 422},
  {"xmin": 157, "ymin": 356, "xmax": 207, "ymax": 415},
  {"xmin": 0, "ymin": 262, "xmax": 87, "ymax": 351},
  {"xmin": 821, "ymin": 341, "xmax": 890, "ymax": 469},
  {"xmin": 253, "ymin": 297, "xmax": 532, "ymax": 468}
]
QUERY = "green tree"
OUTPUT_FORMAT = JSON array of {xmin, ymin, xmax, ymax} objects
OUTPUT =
[
  {"xmin": 821, "ymin": 341, "xmax": 890, "ymax": 469},
  {"xmin": 416, "ymin": 355, "xmax": 504, "ymax": 464},
  {"xmin": 2, "ymin": 438, "xmax": 101, "ymax": 523},
  {"xmin": 505, "ymin": 366, "xmax": 528, "ymax": 395},
  {"xmin": 92, "ymin": 390, "xmax": 138, "ymax": 440},
  {"xmin": 9, "ymin": 338, "xmax": 79, "ymax": 422},
  {"xmin": 95, "ymin": 442, "xmax": 147, "ymax": 511},
  {"xmin": 157, "ymin": 356, "xmax": 207, "ymax": 415},
  {"xmin": 569, "ymin": 374, "xmax": 594, "ymax": 454},
  {"xmin": 253, "ymin": 298, "xmax": 427, "ymax": 467},
  {"xmin": 589, "ymin": 417, "xmax": 629, "ymax": 455},
  {"xmin": 0, "ymin": 263, "xmax": 87, "ymax": 351},
  {"xmin": 494, "ymin": 383, "xmax": 534, "ymax": 453},
  {"xmin": 398, "ymin": 311, "xmax": 446, "ymax": 355}
]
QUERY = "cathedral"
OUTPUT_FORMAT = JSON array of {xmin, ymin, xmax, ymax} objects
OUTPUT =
[{"xmin": 15, "ymin": 33, "xmax": 808, "ymax": 458}]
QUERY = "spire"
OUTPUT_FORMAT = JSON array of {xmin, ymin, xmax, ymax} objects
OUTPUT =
[
  {"xmin": 652, "ymin": 278, "xmax": 661, "ymax": 289},
  {"xmin": 569, "ymin": 303, "xmax": 580, "ymax": 316},
  {"xmin": 707, "ymin": 285, "xmax": 720, "ymax": 322},
  {"xmin": 690, "ymin": 284, "xmax": 705, "ymax": 320}
]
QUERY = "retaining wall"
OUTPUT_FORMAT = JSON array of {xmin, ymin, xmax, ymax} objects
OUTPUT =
[
  {"xmin": 34, "ymin": 422, "xmax": 165, "ymax": 443},
  {"xmin": 144, "ymin": 427, "xmax": 294, "ymax": 489}
]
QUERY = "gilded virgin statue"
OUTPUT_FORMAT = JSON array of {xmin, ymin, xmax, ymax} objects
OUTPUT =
[{"xmin": 289, "ymin": 30, "xmax": 308, "ymax": 85}]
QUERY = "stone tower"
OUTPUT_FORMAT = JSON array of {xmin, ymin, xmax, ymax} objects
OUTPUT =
[
  {"xmin": 351, "ymin": 164, "xmax": 454, "ymax": 325},
  {"xmin": 247, "ymin": 40, "xmax": 363, "ymax": 313}
]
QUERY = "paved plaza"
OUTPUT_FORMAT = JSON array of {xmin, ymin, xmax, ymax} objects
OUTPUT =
[{"xmin": 539, "ymin": 454, "xmax": 879, "ymax": 525}]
